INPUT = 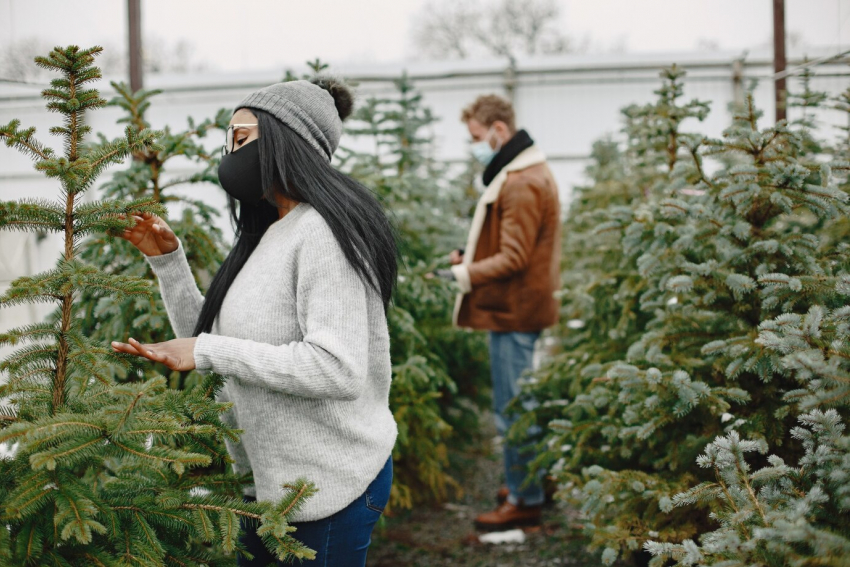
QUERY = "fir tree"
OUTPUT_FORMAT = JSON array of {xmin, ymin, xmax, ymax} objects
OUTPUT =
[
  {"xmin": 645, "ymin": 408, "xmax": 850, "ymax": 565},
  {"xmin": 516, "ymin": 66, "xmax": 849, "ymax": 564},
  {"xmin": 71, "ymin": 81, "xmax": 230, "ymax": 391},
  {"xmin": 644, "ymin": 71, "xmax": 850, "ymax": 566},
  {"xmin": 282, "ymin": 58, "xmax": 331, "ymax": 82},
  {"xmin": 506, "ymin": 69, "xmax": 713, "ymax": 556},
  {"xmin": 339, "ymin": 74, "xmax": 491, "ymax": 509},
  {"xmin": 0, "ymin": 45, "xmax": 314, "ymax": 566}
]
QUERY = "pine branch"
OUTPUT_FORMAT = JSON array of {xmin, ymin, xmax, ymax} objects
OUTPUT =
[
  {"xmin": 107, "ymin": 81, "xmax": 162, "ymax": 132},
  {"xmin": 218, "ymin": 509, "xmax": 239, "ymax": 552},
  {"xmin": 0, "ymin": 322, "xmax": 60, "ymax": 347},
  {"xmin": 29, "ymin": 435, "xmax": 104, "ymax": 470},
  {"xmin": 0, "ymin": 119, "xmax": 54, "ymax": 162},
  {"xmin": 0, "ymin": 342, "xmax": 59, "ymax": 376},
  {"xmin": 74, "ymin": 197, "xmax": 167, "ymax": 237},
  {"xmin": 0, "ymin": 261, "xmax": 155, "ymax": 310},
  {"xmin": 54, "ymin": 488, "xmax": 107, "ymax": 544},
  {"xmin": 0, "ymin": 198, "xmax": 65, "ymax": 233},
  {"xmin": 84, "ymin": 125, "xmax": 163, "ymax": 182},
  {"xmin": 180, "ymin": 501, "xmax": 263, "ymax": 522},
  {"xmin": 2, "ymin": 470, "xmax": 55, "ymax": 518},
  {"xmin": 17, "ymin": 415, "xmax": 105, "ymax": 445},
  {"xmin": 108, "ymin": 438, "xmax": 211, "ymax": 475},
  {"xmin": 0, "ymin": 372, "xmax": 53, "ymax": 400}
]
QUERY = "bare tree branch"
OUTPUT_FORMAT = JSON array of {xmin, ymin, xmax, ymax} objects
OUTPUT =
[
  {"xmin": 413, "ymin": 0, "xmax": 479, "ymax": 59},
  {"xmin": 412, "ymin": 0, "xmax": 577, "ymax": 60}
]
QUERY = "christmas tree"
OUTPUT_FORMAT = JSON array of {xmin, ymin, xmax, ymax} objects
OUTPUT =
[
  {"xmin": 71, "ymin": 81, "xmax": 230, "ymax": 391},
  {"xmin": 515, "ymin": 66, "xmax": 849, "ymax": 564},
  {"xmin": 339, "ymin": 73, "xmax": 491, "ymax": 509},
  {"xmin": 645, "ymin": 409, "xmax": 850, "ymax": 565},
  {"xmin": 645, "ymin": 69, "xmax": 850, "ymax": 566},
  {"xmin": 0, "ymin": 45, "xmax": 314, "ymax": 566}
]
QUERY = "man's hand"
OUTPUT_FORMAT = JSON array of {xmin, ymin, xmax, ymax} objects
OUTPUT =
[
  {"xmin": 449, "ymin": 248, "xmax": 464, "ymax": 265},
  {"xmin": 428, "ymin": 268, "xmax": 456, "ymax": 282},
  {"xmin": 111, "ymin": 337, "xmax": 197, "ymax": 371}
]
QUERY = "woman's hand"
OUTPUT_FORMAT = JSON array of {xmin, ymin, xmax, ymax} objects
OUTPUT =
[
  {"xmin": 116, "ymin": 212, "xmax": 179, "ymax": 257},
  {"xmin": 111, "ymin": 337, "xmax": 196, "ymax": 371}
]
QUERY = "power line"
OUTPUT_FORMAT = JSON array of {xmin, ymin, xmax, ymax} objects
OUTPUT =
[
  {"xmin": 0, "ymin": 76, "xmax": 47, "ymax": 86},
  {"xmin": 770, "ymin": 48, "xmax": 850, "ymax": 81}
]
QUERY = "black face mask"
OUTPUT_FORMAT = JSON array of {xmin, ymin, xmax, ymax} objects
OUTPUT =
[{"xmin": 217, "ymin": 139, "xmax": 265, "ymax": 205}]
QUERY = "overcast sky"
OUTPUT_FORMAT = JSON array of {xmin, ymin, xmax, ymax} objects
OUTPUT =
[{"xmin": 1, "ymin": 0, "xmax": 847, "ymax": 71}]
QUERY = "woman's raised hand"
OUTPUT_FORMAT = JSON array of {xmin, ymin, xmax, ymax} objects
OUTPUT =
[
  {"xmin": 111, "ymin": 337, "xmax": 196, "ymax": 371},
  {"xmin": 116, "ymin": 212, "xmax": 179, "ymax": 257}
]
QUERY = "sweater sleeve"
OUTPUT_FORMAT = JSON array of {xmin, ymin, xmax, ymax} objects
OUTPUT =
[
  {"xmin": 144, "ymin": 238, "xmax": 205, "ymax": 339},
  {"xmin": 192, "ymin": 227, "xmax": 370, "ymax": 402}
]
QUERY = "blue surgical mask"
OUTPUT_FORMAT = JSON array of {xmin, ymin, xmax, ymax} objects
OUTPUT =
[{"xmin": 470, "ymin": 127, "xmax": 501, "ymax": 165}]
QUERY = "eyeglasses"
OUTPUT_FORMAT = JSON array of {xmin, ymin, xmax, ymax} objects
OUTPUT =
[{"xmin": 222, "ymin": 123, "xmax": 258, "ymax": 156}]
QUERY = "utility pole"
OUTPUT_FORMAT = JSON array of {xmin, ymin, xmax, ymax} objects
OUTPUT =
[
  {"xmin": 773, "ymin": 0, "xmax": 786, "ymax": 123},
  {"xmin": 503, "ymin": 55, "xmax": 518, "ymax": 104},
  {"xmin": 731, "ymin": 57, "xmax": 744, "ymax": 110},
  {"xmin": 128, "ymin": 0, "xmax": 143, "ymax": 92}
]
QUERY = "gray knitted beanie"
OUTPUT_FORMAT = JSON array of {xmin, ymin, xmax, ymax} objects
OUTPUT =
[{"xmin": 235, "ymin": 77, "xmax": 353, "ymax": 161}]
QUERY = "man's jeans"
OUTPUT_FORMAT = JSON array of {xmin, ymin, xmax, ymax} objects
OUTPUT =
[
  {"xmin": 489, "ymin": 330, "xmax": 545, "ymax": 507},
  {"xmin": 237, "ymin": 455, "xmax": 392, "ymax": 566}
]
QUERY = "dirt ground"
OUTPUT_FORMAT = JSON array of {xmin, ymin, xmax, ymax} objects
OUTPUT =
[{"xmin": 367, "ymin": 428, "xmax": 606, "ymax": 567}]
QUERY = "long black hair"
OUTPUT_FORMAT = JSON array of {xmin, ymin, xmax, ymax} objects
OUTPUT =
[{"xmin": 191, "ymin": 92, "xmax": 398, "ymax": 337}]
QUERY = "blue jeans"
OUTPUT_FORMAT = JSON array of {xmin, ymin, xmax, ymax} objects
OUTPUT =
[
  {"xmin": 237, "ymin": 456, "xmax": 392, "ymax": 566},
  {"xmin": 489, "ymin": 330, "xmax": 544, "ymax": 507}
]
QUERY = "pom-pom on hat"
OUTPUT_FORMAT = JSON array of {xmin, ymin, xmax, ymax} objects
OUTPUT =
[{"xmin": 235, "ymin": 75, "xmax": 354, "ymax": 162}]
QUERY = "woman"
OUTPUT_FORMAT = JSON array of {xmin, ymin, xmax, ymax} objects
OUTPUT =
[{"xmin": 111, "ymin": 76, "xmax": 398, "ymax": 566}]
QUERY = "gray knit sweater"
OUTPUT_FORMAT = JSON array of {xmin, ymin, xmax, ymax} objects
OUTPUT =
[{"xmin": 144, "ymin": 202, "xmax": 397, "ymax": 522}]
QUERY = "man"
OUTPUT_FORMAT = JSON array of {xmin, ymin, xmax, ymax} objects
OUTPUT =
[{"xmin": 446, "ymin": 94, "xmax": 561, "ymax": 530}]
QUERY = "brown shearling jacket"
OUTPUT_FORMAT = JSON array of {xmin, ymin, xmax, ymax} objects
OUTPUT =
[{"xmin": 452, "ymin": 148, "xmax": 561, "ymax": 332}]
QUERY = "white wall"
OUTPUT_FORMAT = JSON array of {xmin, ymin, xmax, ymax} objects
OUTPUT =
[{"xmin": 1, "ymin": 48, "xmax": 847, "ymax": 367}]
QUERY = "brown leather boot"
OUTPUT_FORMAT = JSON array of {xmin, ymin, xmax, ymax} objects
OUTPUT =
[
  {"xmin": 474, "ymin": 500, "xmax": 542, "ymax": 531},
  {"xmin": 496, "ymin": 483, "xmax": 557, "ymax": 505}
]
